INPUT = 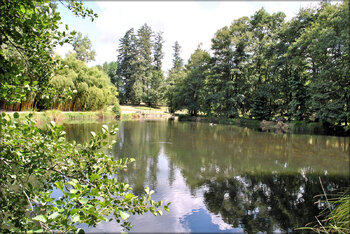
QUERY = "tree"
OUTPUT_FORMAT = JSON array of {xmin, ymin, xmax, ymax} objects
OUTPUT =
[
  {"xmin": 248, "ymin": 9, "xmax": 286, "ymax": 120},
  {"xmin": 102, "ymin": 61, "xmax": 118, "ymax": 86},
  {"xmin": 298, "ymin": 3, "xmax": 349, "ymax": 126},
  {"xmin": 165, "ymin": 41, "xmax": 185, "ymax": 113},
  {"xmin": 172, "ymin": 41, "xmax": 183, "ymax": 71},
  {"xmin": 153, "ymin": 32, "xmax": 164, "ymax": 71},
  {"xmin": 72, "ymin": 31, "xmax": 96, "ymax": 62},
  {"xmin": 50, "ymin": 53, "xmax": 118, "ymax": 111},
  {"xmin": 136, "ymin": 24, "xmax": 154, "ymax": 106},
  {"xmin": 147, "ymin": 31, "xmax": 165, "ymax": 107},
  {"xmin": 179, "ymin": 45, "xmax": 210, "ymax": 116},
  {"xmin": 116, "ymin": 28, "xmax": 138, "ymax": 104},
  {"xmin": 0, "ymin": 0, "xmax": 96, "ymax": 110},
  {"xmin": 208, "ymin": 16, "xmax": 252, "ymax": 118}
]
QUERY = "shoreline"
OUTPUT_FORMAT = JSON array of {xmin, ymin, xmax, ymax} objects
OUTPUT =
[
  {"xmin": 1, "ymin": 108, "xmax": 171, "ymax": 124},
  {"xmin": 177, "ymin": 115, "xmax": 350, "ymax": 137}
]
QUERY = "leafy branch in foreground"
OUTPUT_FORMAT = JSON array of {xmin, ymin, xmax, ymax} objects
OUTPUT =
[{"xmin": 0, "ymin": 112, "xmax": 170, "ymax": 232}]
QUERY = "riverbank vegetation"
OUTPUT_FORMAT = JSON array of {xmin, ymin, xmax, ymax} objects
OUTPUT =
[{"xmin": 161, "ymin": 2, "xmax": 348, "ymax": 134}]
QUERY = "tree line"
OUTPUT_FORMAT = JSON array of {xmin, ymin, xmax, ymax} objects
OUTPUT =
[{"xmin": 165, "ymin": 2, "xmax": 349, "ymax": 129}]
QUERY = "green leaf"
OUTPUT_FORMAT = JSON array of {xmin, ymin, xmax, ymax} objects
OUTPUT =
[
  {"xmin": 144, "ymin": 187, "xmax": 150, "ymax": 194},
  {"xmin": 119, "ymin": 211, "xmax": 130, "ymax": 220},
  {"xmin": 125, "ymin": 193, "xmax": 134, "ymax": 200},
  {"xmin": 102, "ymin": 124, "xmax": 109, "ymax": 131},
  {"xmin": 90, "ymin": 131, "xmax": 96, "ymax": 138},
  {"xmin": 55, "ymin": 181, "xmax": 64, "ymax": 191},
  {"xmin": 90, "ymin": 174, "xmax": 100, "ymax": 182},
  {"xmin": 72, "ymin": 214, "xmax": 80, "ymax": 223},
  {"xmin": 33, "ymin": 215, "xmax": 47, "ymax": 223},
  {"xmin": 79, "ymin": 197, "xmax": 89, "ymax": 204},
  {"xmin": 70, "ymin": 189, "xmax": 79, "ymax": 194},
  {"xmin": 48, "ymin": 212, "xmax": 60, "ymax": 220},
  {"xmin": 13, "ymin": 112, "xmax": 19, "ymax": 119}
]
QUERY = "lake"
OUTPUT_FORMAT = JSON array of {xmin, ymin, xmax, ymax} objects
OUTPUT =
[{"xmin": 63, "ymin": 120, "xmax": 349, "ymax": 233}]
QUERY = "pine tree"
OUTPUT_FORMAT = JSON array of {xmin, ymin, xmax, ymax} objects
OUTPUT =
[
  {"xmin": 136, "ymin": 24, "xmax": 153, "ymax": 105},
  {"xmin": 172, "ymin": 41, "xmax": 183, "ymax": 71},
  {"xmin": 116, "ymin": 28, "xmax": 138, "ymax": 104}
]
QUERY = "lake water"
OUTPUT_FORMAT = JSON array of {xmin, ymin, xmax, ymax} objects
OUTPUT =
[{"xmin": 63, "ymin": 120, "xmax": 349, "ymax": 233}]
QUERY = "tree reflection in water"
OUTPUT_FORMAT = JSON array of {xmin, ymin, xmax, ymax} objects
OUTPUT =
[{"xmin": 203, "ymin": 174, "xmax": 348, "ymax": 233}]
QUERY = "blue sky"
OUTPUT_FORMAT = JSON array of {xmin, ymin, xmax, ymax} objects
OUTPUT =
[{"xmin": 55, "ymin": 1, "xmax": 323, "ymax": 72}]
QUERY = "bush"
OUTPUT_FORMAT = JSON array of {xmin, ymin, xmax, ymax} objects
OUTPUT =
[{"xmin": 112, "ymin": 102, "xmax": 121, "ymax": 119}]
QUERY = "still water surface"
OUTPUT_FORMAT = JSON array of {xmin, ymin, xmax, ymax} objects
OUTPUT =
[{"xmin": 64, "ymin": 120, "xmax": 349, "ymax": 233}]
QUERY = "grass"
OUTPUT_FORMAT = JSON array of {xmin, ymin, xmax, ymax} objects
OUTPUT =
[
  {"xmin": 3, "ymin": 110, "xmax": 117, "ymax": 125},
  {"xmin": 297, "ymin": 178, "xmax": 350, "ymax": 233},
  {"xmin": 120, "ymin": 105, "xmax": 168, "ymax": 113}
]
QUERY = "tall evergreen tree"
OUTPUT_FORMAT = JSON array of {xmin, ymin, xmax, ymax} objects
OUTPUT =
[
  {"xmin": 147, "ymin": 31, "xmax": 165, "ymax": 107},
  {"xmin": 172, "ymin": 41, "xmax": 183, "ymax": 71},
  {"xmin": 153, "ymin": 32, "xmax": 164, "ymax": 71},
  {"xmin": 136, "ymin": 24, "xmax": 153, "ymax": 105},
  {"xmin": 166, "ymin": 41, "xmax": 185, "ymax": 113},
  {"xmin": 116, "ymin": 28, "xmax": 138, "ymax": 104}
]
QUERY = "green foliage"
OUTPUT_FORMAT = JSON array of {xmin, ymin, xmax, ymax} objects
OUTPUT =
[
  {"xmin": 116, "ymin": 25, "xmax": 164, "ymax": 107},
  {"xmin": 172, "ymin": 41, "xmax": 183, "ymax": 70},
  {"xmin": 298, "ymin": 180, "xmax": 350, "ymax": 233},
  {"xmin": 166, "ymin": 2, "xmax": 349, "ymax": 131},
  {"xmin": 72, "ymin": 32, "xmax": 96, "ymax": 62},
  {"xmin": 102, "ymin": 61, "xmax": 118, "ymax": 86},
  {"xmin": 165, "ymin": 69, "xmax": 186, "ymax": 114},
  {"xmin": 0, "ymin": 112, "xmax": 169, "ymax": 232},
  {"xmin": 0, "ymin": 0, "xmax": 96, "ymax": 110},
  {"xmin": 49, "ymin": 53, "xmax": 118, "ymax": 111},
  {"xmin": 176, "ymin": 45, "xmax": 210, "ymax": 116},
  {"xmin": 112, "ymin": 101, "xmax": 122, "ymax": 118}
]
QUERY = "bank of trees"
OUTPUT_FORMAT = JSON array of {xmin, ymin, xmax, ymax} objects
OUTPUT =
[{"xmin": 167, "ymin": 2, "xmax": 349, "ymax": 129}]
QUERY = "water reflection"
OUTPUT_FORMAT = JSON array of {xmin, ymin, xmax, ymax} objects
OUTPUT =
[{"xmin": 64, "ymin": 120, "xmax": 349, "ymax": 232}]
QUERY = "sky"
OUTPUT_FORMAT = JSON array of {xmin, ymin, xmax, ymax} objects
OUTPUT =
[{"xmin": 55, "ymin": 1, "xmax": 323, "ymax": 73}]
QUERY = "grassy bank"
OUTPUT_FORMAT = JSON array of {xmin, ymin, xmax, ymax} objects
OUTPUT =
[
  {"xmin": 2, "ymin": 105, "xmax": 171, "ymax": 125},
  {"xmin": 3, "ymin": 110, "xmax": 117, "ymax": 125},
  {"xmin": 120, "ymin": 105, "xmax": 171, "ymax": 120}
]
